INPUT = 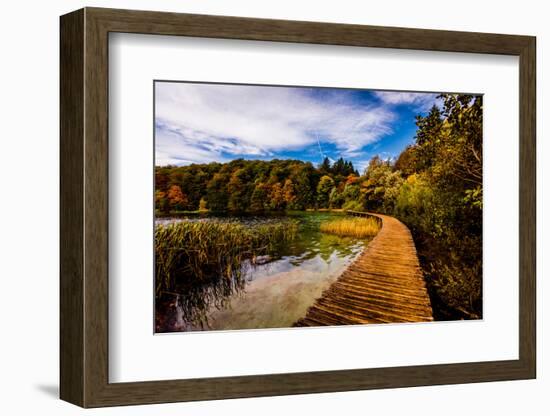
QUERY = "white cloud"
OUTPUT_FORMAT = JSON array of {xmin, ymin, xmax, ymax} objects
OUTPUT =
[
  {"xmin": 155, "ymin": 83, "xmax": 396, "ymax": 165},
  {"xmin": 155, "ymin": 126, "xmax": 230, "ymax": 166},
  {"xmin": 374, "ymin": 91, "xmax": 439, "ymax": 111},
  {"xmin": 353, "ymin": 159, "xmax": 372, "ymax": 175}
]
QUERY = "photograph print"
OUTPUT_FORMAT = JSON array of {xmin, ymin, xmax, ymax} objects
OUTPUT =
[{"xmin": 154, "ymin": 81, "xmax": 483, "ymax": 333}]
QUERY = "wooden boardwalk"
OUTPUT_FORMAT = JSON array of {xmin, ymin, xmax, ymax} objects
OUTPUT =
[{"xmin": 294, "ymin": 212, "xmax": 433, "ymax": 326}]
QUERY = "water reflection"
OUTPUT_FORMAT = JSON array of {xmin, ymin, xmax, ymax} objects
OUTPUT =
[{"xmin": 157, "ymin": 212, "xmax": 371, "ymax": 332}]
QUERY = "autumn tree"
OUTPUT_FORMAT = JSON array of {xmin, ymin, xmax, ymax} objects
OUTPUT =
[
  {"xmin": 268, "ymin": 182, "xmax": 286, "ymax": 211},
  {"xmin": 394, "ymin": 145, "xmax": 418, "ymax": 177},
  {"xmin": 155, "ymin": 190, "xmax": 169, "ymax": 214},
  {"xmin": 282, "ymin": 179, "xmax": 296, "ymax": 207},
  {"xmin": 167, "ymin": 185, "xmax": 188, "ymax": 211},
  {"xmin": 198, "ymin": 197, "xmax": 208, "ymax": 212}
]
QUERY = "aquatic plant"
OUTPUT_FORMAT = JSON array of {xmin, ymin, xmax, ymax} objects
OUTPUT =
[
  {"xmin": 155, "ymin": 219, "xmax": 298, "ymax": 329},
  {"xmin": 319, "ymin": 216, "xmax": 380, "ymax": 238}
]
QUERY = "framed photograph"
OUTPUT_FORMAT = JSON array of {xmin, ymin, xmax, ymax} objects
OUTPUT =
[{"xmin": 60, "ymin": 7, "xmax": 536, "ymax": 407}]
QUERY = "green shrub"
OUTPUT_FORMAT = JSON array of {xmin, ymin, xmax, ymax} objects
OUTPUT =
[{"xmin": 342, "ymin": 200, "xmax": 363, "ymax": 211}]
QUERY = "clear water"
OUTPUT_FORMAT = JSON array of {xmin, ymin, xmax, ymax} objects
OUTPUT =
[{"xmin": 159, "ymin": 211, "xmax": 370, "ymax": 331}]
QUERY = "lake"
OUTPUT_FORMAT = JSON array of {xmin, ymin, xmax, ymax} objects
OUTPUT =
[{"xmin": 156, "ymin": 211, "xmax": 371, "ymax": 332}]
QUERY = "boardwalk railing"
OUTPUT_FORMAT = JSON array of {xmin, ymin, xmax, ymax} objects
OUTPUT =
[{"xmin": 294, "ymin": 211, "xmax": 433, "ymax": 326}]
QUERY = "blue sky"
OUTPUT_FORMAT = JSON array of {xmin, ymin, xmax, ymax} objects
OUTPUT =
[{"xmin": 155, "ymin": 82, "xmax": 442, "ymax": 174}]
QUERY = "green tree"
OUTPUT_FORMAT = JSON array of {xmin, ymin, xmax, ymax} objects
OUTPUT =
[
  {"xmin": 439, "ymin": 94, "xmax": 483, "ymax": 189},
  {"xmin": 291, "ymin": 164, "xmax": 316, "ymax": 210},
  {"xmin": 361, "ymin": 157, "xmax": 392, "ymax": 211},
  {"xmin": 329, "ymin": 187, "xmax": 344, "ymax": 208},
  {"xmin": 392, "ymin": 93, "xmax": 483, "ymax": 319},
  {"xmin": 316, "ymin": 175, "xmax": 335, "ymax": 208},
  {"xmin": 414, "ymin": 105, "xmax": 443, "ymax": 171},
  {"xmin": 206, "ymin": 173, "xmax": 229, "ymax": 212},
  {"xmin": 155, "ymin": 168, "xmax": 169, "ymax": 192},
  {"xmin": 227, "ymin": 169, "xmax": 248, "ymax": 212},
  {"xmin": 250, "ymin": 182, "xmax": 268, "ymax": 212},
  {"xmin": 341, "ymin": 182, "xmax": 360, "ymax": 206},
  {"xmin": 319, "ymin": 157, "xmax": 331, "ymax": 175}
]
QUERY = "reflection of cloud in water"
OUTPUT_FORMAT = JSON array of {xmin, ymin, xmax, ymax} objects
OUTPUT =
[
  {"xmin": 251, "ymin": 251, "xmax": 356, "ymax": 280},
  {"xmin": 166, "ymin": 211, "xmax": 373, "ymax": 331},
  {"xmin": 207, "ymin": 243, "xmax": 366, "ymax": 331}
]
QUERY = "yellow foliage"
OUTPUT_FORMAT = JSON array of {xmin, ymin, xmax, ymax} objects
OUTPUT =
[{"xmin": 406, "ymin": 173, "xmax": 418, "ymax": 185}]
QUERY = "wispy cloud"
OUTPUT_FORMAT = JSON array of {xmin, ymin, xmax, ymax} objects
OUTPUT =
[
  {"xmin": 155, "ymin": 83, "xmax": 400, "ymax": 166},
  {"xmin": 155, "ymin": 123, "xmax": 231, "ymax": 166},
  {"xmin": 373, "ymin": 91, "xmax": 440, "ymax": 112}
]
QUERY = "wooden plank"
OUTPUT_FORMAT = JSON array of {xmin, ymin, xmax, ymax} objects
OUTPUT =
[{"xmin": 294, "ymin": 212, "xmax": 433, "ymax": 326}]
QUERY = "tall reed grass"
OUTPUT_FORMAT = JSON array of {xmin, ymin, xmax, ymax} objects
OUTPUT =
[
  {"xmin": 155, "ymin": 219, "xmax": 298, "ymax": 328},
  {"xmin": 319, "ymin": 216, "xmax": 380, "ymax": 238}
]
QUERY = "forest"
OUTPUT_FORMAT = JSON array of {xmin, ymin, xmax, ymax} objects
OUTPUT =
[
  {"xmin": 155, "ymin": 94, "xmax": 483, "ymax": 321},
  {"xmin": 155, "ymin": 155, "xmax": 358, "ymax": 213}
]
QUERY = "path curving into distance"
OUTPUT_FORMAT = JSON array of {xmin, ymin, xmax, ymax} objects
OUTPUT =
[{"xmin": 294, "ymin": 212, "xmax": 433, "ymax": 326}]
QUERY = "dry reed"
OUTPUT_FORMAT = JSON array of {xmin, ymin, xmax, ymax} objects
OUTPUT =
[{"xmin": 320, "ymin": 216, "xmax": 380, "ymax": 238}]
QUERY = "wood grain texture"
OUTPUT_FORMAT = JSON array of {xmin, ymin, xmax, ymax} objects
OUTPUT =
[
  {"xmin": 295, "ymin": 213, "xmax": 433, "ymax": 326},
  {"xmin": 83, "ymin": 9, "xmax": 110, "ymax": 406},
  {"xmin": 518, "ymin": 38, "xmax": 537, "ymax": 376},
  {"xmin": 59, "ymin": 7, "xmax": 536, "ymax": 408},
  {"xmin": 59, "ymin": 8, "xmax": 84, "ymax": 406},
  {"xmin": 88, "ymin": 7, "xmax": 532, "ymax": 55}
]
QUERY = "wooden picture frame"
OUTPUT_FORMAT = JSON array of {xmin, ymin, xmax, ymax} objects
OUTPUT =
[{"xmin": 60, "ymin": 7, "xmax": 536, "ymax": 408}]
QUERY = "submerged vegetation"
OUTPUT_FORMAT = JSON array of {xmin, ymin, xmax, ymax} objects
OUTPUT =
[
  {"xmin": 155, "ymin": 219, "xmax": 298, "ymax": 329},
  {"xmin": 156, "ymin": 93, "xmax": 483, "ymax": 322},
  {"xmin": 320, "ymin": 217, "xmax": 380, "ymax": 239}
]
